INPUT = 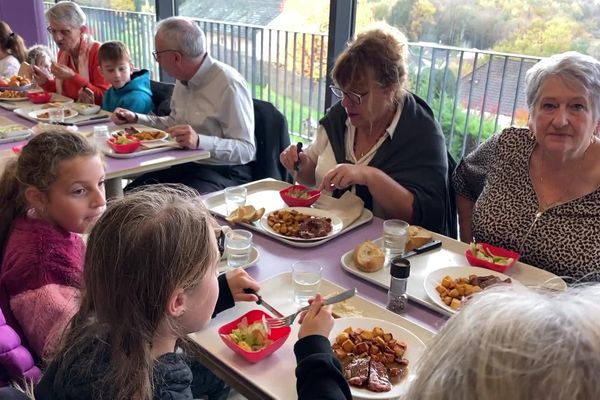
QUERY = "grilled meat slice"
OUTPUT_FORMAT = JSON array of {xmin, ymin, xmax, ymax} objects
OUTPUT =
[
  {"xmin": 344, "ymin": 357, "xmax": 370, "ymax": 387},
  {"xmin": 367, "ymin": 360, "xmax": 392, "ymax": 392}
]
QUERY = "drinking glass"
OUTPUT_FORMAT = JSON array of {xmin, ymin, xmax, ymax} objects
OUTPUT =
[
  {"xmin": 292, "ymin": 261, "xmax": 322, "ymax": 306},
  {"xmin": 48, "ymin": 108, "xmax": 64, "ymax": 123},
  {"xmin": 225, "ymin": 229, "xmax": 253, "ymax": 268},
  {"xmin": 224, "ymin": 186, "xmax": 247, "ymax": 215},
  {"xmin": 383, "ymin": 219, "xmax": 409, "ymax": 266}
]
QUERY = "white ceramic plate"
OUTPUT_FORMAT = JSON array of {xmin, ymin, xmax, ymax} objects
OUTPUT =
[
  {"xmin": 114, "ymin": 127, "xmax": 169, "ymax": 143},
  {"xmin": 0, "ymin": 94, "xmax": 28, "ymax": 101},
  {"xmin": 70, "ymin": 103, "xmax": 101, "ymax": 115},
  {"xmin": 260, "ymin": 207, "xmax": 343, "ymax": 241},
  {"xmin": 329, "ymin": 317, "xmax": 426, "ymax": 400},
  {"xmin": 0, "ymin": 83, "xmax": 33, "ymax": 92},
  {"xmin": 423, "ymin": 266, "xmax": 520, "ymax": 314},
  {"xmin": 218, "ymin": 245, "xmax": 259, "ymax": 274},
  {"xmin": 28, "ymin": 108, "xmax": 78, "ymax": 121}
]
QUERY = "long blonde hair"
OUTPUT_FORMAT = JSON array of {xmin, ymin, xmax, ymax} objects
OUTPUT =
[
  {"xmin": 404, "ymin": 285, "xmax": 600, "ymax": 400},
  {"xmin": 51, "ymin": 185, "xmax": 219, "ymax": 399}
]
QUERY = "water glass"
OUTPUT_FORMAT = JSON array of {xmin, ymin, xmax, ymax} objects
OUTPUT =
[
  {"xmin": 292, "ymin": 261, "xmax": 322, "ymax": 306},
  {"xmin": 224, "ymin": 186, "xmax": 247, "ymax": 215},
  {"xmin": 383, "ymin": 219, "xmax": 409, "ymax": 266},
  {"xmin": 225, "ymin": 229, "xmax": 253, "ymax": 268},
  {"xmin": 93, "ymin": 125, "xmax": 110, "ymax": 147},
  {"xmin": 48, "ymin": 108, "xmax": 64, "ymax": 123}
]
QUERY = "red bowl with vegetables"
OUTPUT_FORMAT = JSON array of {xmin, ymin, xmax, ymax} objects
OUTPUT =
[
  {"xmin": 26, "ymin": 91, "xmax": 52, "ymax": 104},
  {"xmin": 107, "ymin": 135, "xmax": 141, "ymax": 154},
  {"xmin": 279, "ymin": 184, "xmax": 321, "ymax": 207},
  {"xmin": 465, "ymin": 242, "xmax": 520, "ymax": 273},
  {"xmin": 218, "ymin": 309, "xmax": 291, "ymax": 363}
]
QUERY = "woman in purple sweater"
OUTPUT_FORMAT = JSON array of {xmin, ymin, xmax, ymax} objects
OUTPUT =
[{"xmin": 0, "ymin": 130, "xmax": 105, "ymax": 362}]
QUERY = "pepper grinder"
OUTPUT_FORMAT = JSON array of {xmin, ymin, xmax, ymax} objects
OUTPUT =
[{"xmin": 387, "ymin": 257, "xmax": 410, "ymax": 313}]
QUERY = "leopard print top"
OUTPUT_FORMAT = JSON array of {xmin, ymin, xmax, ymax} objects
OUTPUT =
[{"xmin": 453, "ymin": 127, "xmax": 600, "ymax": 283}]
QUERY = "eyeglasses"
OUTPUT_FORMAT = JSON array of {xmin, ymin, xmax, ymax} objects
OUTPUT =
[
  {"xmin": 329, "ymin": 85, "xmax": 369, "ymax": 105},
  {"xmin": 152, "ymin": 49, "xmax": 179, "ymax": 62},
  {"xmin": 46, "ymin": 26, "xmax": 73, "ymax": 37}
]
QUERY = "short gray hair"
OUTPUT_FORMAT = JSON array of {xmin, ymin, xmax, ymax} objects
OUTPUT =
[
  {"xmin": 526, "ymin": 51, "xmax": 600, "ymax": 120},
  {"xmin": 156, "ymin": 17, "xmax": 205, "ymax": 58},
  {"xmin": 46, "ymin": 1, "xmax": 86, "ymax": 29},
  {"xmin": 404, "ymin": 284, "xmax": 600, "ymax": 400}
]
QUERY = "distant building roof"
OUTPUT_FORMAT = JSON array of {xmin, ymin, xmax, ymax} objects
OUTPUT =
[
  {"xmin": 459, "ymin": 57, "xmax": 540, "ymax": 116},
  {"xmin": 178, "ymin": 1, "xmax": 284, "ymax": 27}
]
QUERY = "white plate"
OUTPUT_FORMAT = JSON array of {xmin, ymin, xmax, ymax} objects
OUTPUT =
[
  {"xmin": 0, "ymin": 94, "xmax": 28, "ymax": 101},
  {"xmin": 28, "ymin": 108, "xmax": 78, "ymax": 121},
  {"xmin": 0, "ymin": 83, "xmax": 33, "ymax": 92},
  {"xmin": 114, "ymin": 126, "xmax": 169, "ymax": 143},
  {"xmin": 423, "ymin": 266, "xmax": 520, "ymax": 314},
  {"xmin": 218, "ymin": 245, "xmax": 259, "ymax": 274},
  {"xmin": 260, "ymin": 207, "xmax": 343, "ymax": 241},
  {"xmin": 329, "ymin": 317, "xmax": 426, "ymax": 400}
]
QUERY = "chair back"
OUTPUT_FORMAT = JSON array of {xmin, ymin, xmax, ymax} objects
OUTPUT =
[
  {"xmin": 251, "ymin": 99, "xmax": 291, "ymax": 182},
  {"xmin": 150, "ymin": 80, "xmax": 174, "ymax": 116},
  {"xmin": 446, "ymin": 151, "xmax": 458, "ymax": 239}
]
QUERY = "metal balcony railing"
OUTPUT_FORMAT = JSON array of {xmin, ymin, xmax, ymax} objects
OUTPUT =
[{"xmin": 43, "ymin": 3, "xmax": 543, "ymax": 159}]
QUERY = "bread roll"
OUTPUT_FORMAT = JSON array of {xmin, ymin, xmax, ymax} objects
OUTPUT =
[
  {"xmin": 354, "ymin": 240, "xmax": 385, "ymax": 272},
  {"xmin": 405, "ymin": 225, "xmax": 432, "ymax": 252}
]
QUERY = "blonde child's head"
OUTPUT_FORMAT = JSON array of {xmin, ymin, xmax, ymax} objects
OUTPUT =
[
  {"xmin": 0, "ymin": 130, "xmax": 104, "ymax": 256},
  {"xmin": 98, "ymin": 41, "xmax": 132, "ymax": 89},
  {"xmin": 55, "ymin": 184, "xmax": 220, "ymax": 399},
  {"xmin": 27, "ymin": 44, "xmax": 53, "ymax": 74}
]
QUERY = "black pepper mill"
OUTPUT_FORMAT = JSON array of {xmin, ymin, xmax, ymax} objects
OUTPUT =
[{"xmin": 387, "ymin": 257, "xmax": 410, "ymax": 313}]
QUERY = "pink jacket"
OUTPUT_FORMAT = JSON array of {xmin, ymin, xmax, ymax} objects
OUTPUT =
[
  {"xmin": 0, "ymin": 216, "xmax": 84, "ymax": 361},
  {"xmin": 0, "ymin": 306, "xmax": 41, "ymax": 386}
]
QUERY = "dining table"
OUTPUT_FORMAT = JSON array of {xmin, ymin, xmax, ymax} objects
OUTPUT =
[
  {"xmin": 0, "ymin": 105, "xmax": 210, "ymax": 198},
  {"xmin": 191, "ymin": 208, "xmax": 448, "ymax": 400}
]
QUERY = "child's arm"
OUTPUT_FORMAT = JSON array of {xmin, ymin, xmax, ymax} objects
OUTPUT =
[
  {"xmin": 10, "ymin": 284, "xmax": 80, "ymax": 360},
  {"xmin": 212, "ymin": 270, "xmax": 260, "ymax": 318},
  {"xmin": 294, "ymin": 294, "xmax": 352, "ymax": 400}
]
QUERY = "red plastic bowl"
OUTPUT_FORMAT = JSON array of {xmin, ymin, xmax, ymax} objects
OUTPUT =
[
  {"xmin": 218, "ymin": 309, "xmax": 291, "ymax": 363},
  {"xmin": 280, "ymin": 184, "xmax": 321, "ymax": 207},
  {"xmin": 465, "ymin": 243, "xmax": 520, "ymax": 273},
  {"xmin": 107, "ymin": 137, "xmax": 141, "ymax": 154},
  {"xmin": 26, "ymin": 91, "xmax": 52, "ymax": 104}
]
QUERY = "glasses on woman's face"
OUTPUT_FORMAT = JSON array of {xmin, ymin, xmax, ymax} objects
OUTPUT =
[
  {"xmin": 152, "ymin": 49, "xmax": 179, "ymax": 62},
  {"xmin": 46, "ymin": 26, "xmax": 73, "ymax": 37},
  {"xmin": 329, "ymin": 85, "xmax": 369, "ymax": 105}
]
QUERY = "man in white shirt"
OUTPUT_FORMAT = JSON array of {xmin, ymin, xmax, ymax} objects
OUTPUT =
[{"xmin": 113, "ymin": 17, "xmax": 255, "ymax": 193}]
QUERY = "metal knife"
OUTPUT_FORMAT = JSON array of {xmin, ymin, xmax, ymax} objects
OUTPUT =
[
  {"xmin": 78, "ymin": 114, "xmax": 109, "ymax": 123},
  {"xmin": 403, "ymin": 239, "xmax": 442, "ymax": 258},
  {"xmin": 243, "ymin": 288, "xmax": 284, "ymax": 317}
]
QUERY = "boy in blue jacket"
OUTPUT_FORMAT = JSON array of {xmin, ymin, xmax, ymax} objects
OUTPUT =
[{"xmin": 99, "ymin": 41, "xmax": 153, "ymax": 113}]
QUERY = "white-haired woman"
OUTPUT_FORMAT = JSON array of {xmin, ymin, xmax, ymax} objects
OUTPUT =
[
  {"xmin": 453, "ymin": 51, "xmax": 600, "ymax": 282},
  {"xmin": 33, "ymin": 2, "xmax": 109, "ymax": 104},
  {"xmin": 404, "ymin": 284, "xmax": 600, "ymax": 400}
]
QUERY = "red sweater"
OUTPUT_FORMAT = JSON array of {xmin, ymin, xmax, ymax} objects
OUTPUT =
[
  {"xmin": 41, "ymin": 42, "xmax": 110, "ymax": 105},
  {"xmin": 0, "ymin": 216, "xmax": 84, "ymax": 361}
]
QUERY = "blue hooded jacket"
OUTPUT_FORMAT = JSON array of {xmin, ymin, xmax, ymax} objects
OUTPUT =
[{"xmin": 102, "ymin": 69, "xmax": 153, "ymax": 113}]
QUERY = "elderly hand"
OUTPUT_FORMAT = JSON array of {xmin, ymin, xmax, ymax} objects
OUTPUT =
[
  {"xmin": 77, "ymin": 87, "xmax": 94, "ymax": 104},
  {"xmin": 319, "ymin": 164, "xmax": 371, "ymax": 191},
  {"xmin": 226, "ymin": 269, "xmax": 260, "ymax": 302},
  {"xmin": 298, "ymin": 294, "xmax": 334, "ymax": 339},
  {"xmin": 50, "ymin": 61, "xmax": 76, "ymax": 80},
  {"xmin": 111, "ymin": 107, "xmax": 137, "ymax": 125},
  {"xmin": 32, "ymin": 65, "xmax": 52, "ymax": 86},
  {"xmin": 168, "ymin": 125, "xmax": 199, "ymax": 149},
  {"xmin": 280, "ymin": 143, "xmax": 309, "ymax": 173}
]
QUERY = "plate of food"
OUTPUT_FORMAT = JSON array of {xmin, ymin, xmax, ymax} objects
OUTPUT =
[
  {"xmin": 0, "ymin": 90, "xmax": 29, "ymax": 101},
  {"xmin": 0, "ymin": 124, "xmax": 31, "ymax": 143},
  {"xmin": 115, "ymin": 126, "xmax": 168, "ymax": 142},
  {"xmin": 0, "ymin": 75, "xmax": 33, "ymax": 91},
  {"xmin": 424, "ymin": 266, "xmax": 520, "ymax": 314},
  {"xmin": 330, "ymin": 317, "xmax": 425, "ymax": 399},
  {"xmin": 28, "ymin": 108, "xmax": 78, "ymax": 121},
  {"xmin": 260, "ymin": 207, "xmax": 343, "ymax": 241}
]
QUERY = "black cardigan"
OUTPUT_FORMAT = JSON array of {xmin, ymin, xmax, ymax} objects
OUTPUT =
[{"xmin": 319, "ymin": 92, "xmax": 450, "ymax": 235}]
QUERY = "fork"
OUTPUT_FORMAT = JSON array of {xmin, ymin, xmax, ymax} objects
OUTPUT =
[{"xmin": 266, "ymin": 288, "xmax": 356, "ymax": 328}]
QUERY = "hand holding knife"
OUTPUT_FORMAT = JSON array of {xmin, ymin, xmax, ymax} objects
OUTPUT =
[{"xmin": 243, "ymin": 288, "xmax": 284, "ymax": 317}]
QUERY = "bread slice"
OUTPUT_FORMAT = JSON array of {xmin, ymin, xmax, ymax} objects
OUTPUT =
[
  {"xmin": 354, "ymin": 240, "xmax": 385, "ymax": 272},
  {"xmin": 405, "ymin": 225, "xmax": 433, "ymax": 252}
]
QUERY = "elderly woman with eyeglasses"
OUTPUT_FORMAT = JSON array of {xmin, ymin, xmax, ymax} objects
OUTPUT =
[
  {"xmin": 453, "ymin": 51, "xmax": 600, "ymax": 282},
  {"xmin": 280, "ymin": 23, "xmax": 450, "ymax": 234},
  {"xmin": 33, "ymin": 2, "xmax": 109, "ymax": 105}
]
